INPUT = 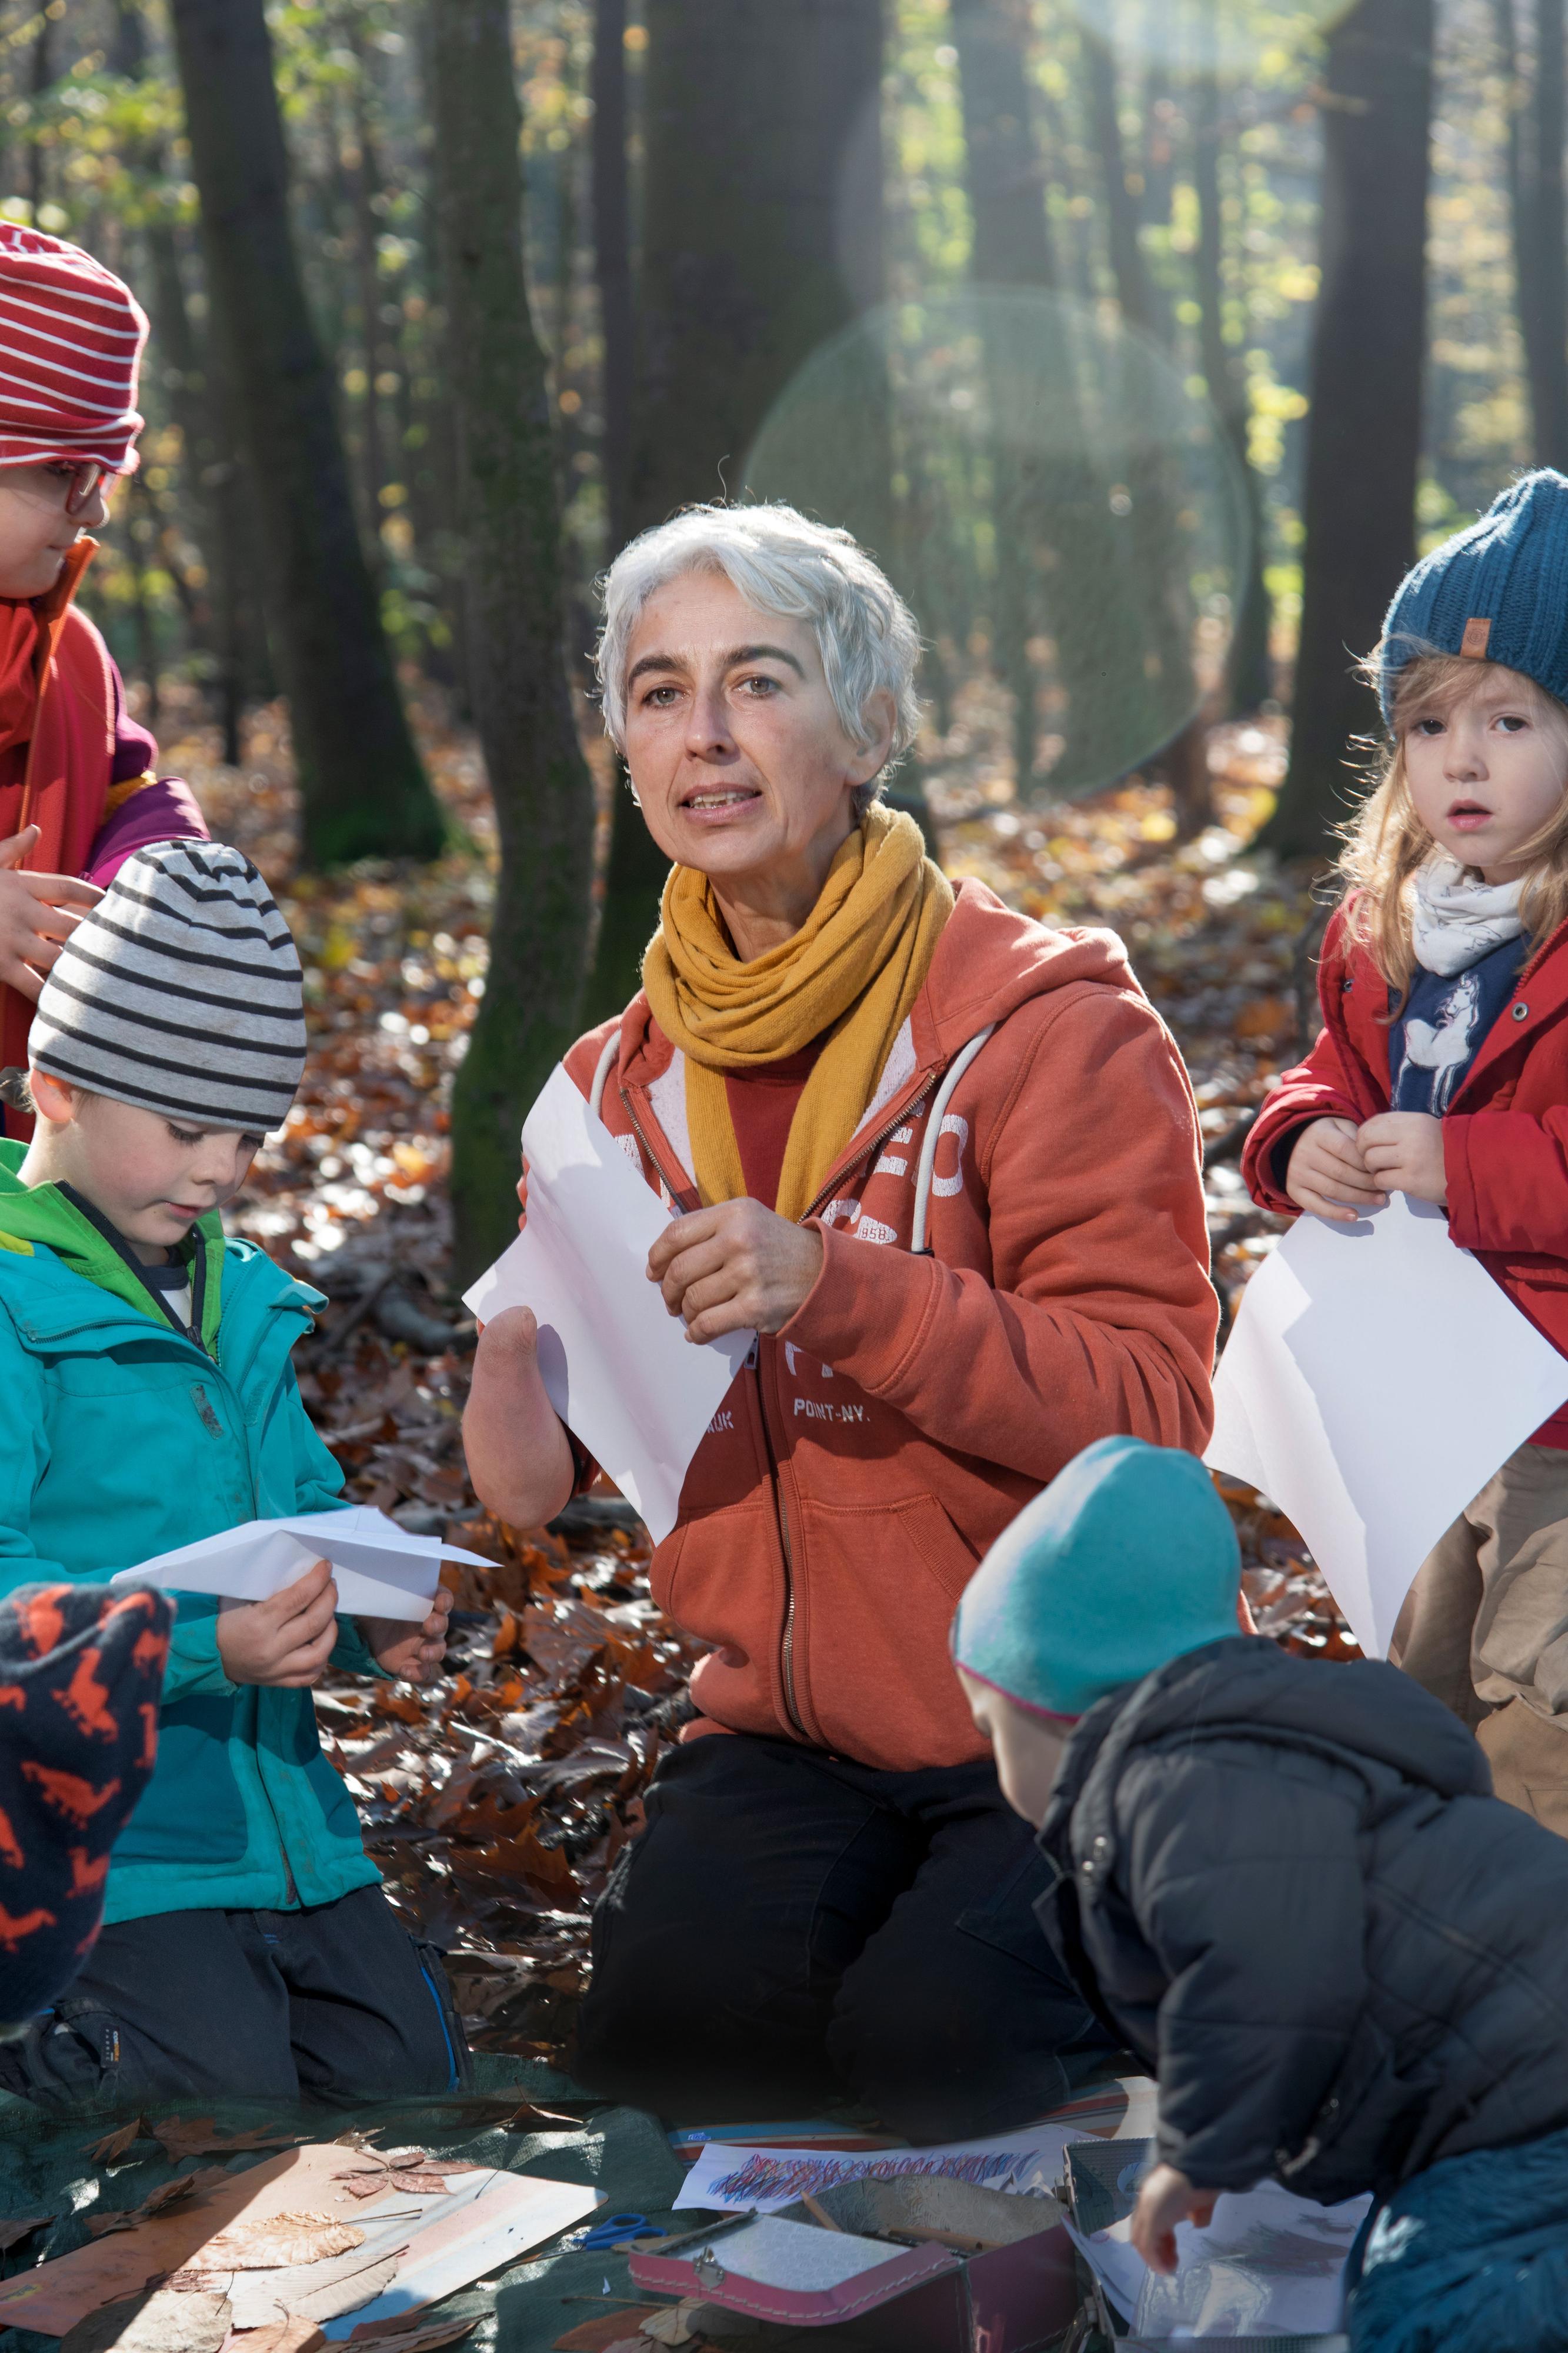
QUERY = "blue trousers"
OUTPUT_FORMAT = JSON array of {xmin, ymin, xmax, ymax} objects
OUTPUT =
[{"xmin": 1347, "ymin": 2123, "xmax": 1568, "ymax": 2353}]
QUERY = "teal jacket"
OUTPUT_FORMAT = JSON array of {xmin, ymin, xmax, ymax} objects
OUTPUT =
[{"xmin": 0, "ymin": 1144, "xmax": 383, "ymax": 1925}]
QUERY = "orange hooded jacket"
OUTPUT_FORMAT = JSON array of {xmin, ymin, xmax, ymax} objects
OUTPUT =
[{"xmin": 565, "ymin": 879, "xmax": 1218, "ymax": 1772}]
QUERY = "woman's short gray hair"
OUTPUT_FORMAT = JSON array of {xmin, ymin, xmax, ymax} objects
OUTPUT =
[{"xmin": 596, "ymin": 502, "xmax": 923, "ymax": 812}]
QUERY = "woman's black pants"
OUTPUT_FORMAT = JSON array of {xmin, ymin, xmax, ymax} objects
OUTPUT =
[{"xmin": 575, "ymin": 1730, "xmax": 1119, "ymax": 2142}]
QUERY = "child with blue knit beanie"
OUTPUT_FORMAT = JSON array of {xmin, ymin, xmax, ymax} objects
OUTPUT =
[
  {"xmin": 952, "ymin": 1434, "xmax": 1568, "ymax": 2353},
  {"xmin": 1245, "ymin": 467, "xmax": 1568, "ymax": 1835}
]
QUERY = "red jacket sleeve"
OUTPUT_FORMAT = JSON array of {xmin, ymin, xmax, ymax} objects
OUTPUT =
[
  {"xmin": 1242, "ymin": 915, "xmax": 1383, "ymax": 1213},
  {"xmin": 783, "ymin": 988, "xmax": 1217, "ymax": 1481},
  {"xmin": 1446, "ymin": 1109, "xmax": 1568, "ymax": 1257}
]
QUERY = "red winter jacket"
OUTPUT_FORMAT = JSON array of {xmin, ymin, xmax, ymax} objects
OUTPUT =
[
  {"xmin": 1244, "ymin": 904, "xmax": 1568, "ymax": 1446},
  {"xmin": 565, "ymin": 880, "xmax": 1217, "ymax": 1772}
]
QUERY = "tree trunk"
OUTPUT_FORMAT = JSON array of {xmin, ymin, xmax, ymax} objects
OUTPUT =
[
  {"xmin": 168, "ymin": 0, "xmax": 443, "ymax": 867},
  {"xmin": 952, "ymin": 0, "xmax": 1058, "ymax": 791},
  {"xmin": 27, "ymin": 14, "xmax": 52, "ymax": 223},
  {"xmin": 1192, "ymin": 56, "xmax": 1272, "ymax": 713},
  {"xmin": 1083, "ymin": 28, "xmax": 1155, "ymax": 336},
  {"xmin": 591, "ymin": 0, "xmax": 635, "ymax": 555},
  {"xmin": 1496, "ymin": 0, "xmax": 1568, "ymax": 468},
  {"xmin": 1262, "ymin": 0, "xmax": 1435, "ymax": 862},
  {"xmin": 428, "ymin": 0, "xmax": 598, "ymax": 1285},
  {"xmin": 586, "ymin": 0, "xmax": 890, "ymax": 1024}
]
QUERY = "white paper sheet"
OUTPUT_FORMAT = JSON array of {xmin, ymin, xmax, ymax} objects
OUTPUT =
[
  {"xmin": 1067, "ymin": 2178, "xmax": 1367, "ymax": 2341},
  {"xmin": 110, "ymin": 1503, "xmax": 496, "ymax": 1622},
  {"xmin": 1206, "ymin": 1192, "xmax": 1568, "ymax": 1656},
  {"xmin": 461, "ymin": 1062, "xmax": 755, "ymax": 1542},
  {"xmin": 673, "ymin": 2124, "xmax": 1087, "ymax": 2214}
]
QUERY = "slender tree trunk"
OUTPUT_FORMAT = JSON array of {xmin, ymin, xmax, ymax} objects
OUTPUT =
[
  {"xmin": 1496, "ymin": 0, "xmax": 1568, "ymax": 467},
  {"xmin": 591, "ymin": 0, "xmax": 635, "ymax": 554},
  {"xmin": 586, "ymin": 0, "xmax": 890, "ymax": 1024},
  {"xmin": 168, "ymin": 0, "xmax": 443, "ymax": 866},
  {"xmin": 428, "ymin": 0, "xmax": 598, "ymax": 1284},
  {"xmin": 1083, "ymin": 28, "xmax": 1155, "ymax": 335},
  {"xmin": 1262, "ymin": 0, "xmax": 1435, "ymax": 861},
  {"xmin": 1192, "ymin": 61, "xmax": 1272, "ymax": 713}
]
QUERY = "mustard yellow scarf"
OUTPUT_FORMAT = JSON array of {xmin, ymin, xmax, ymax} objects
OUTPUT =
[{"xmin": 640, "ymin": 804, "xmax": 953, "ymax": 1221}]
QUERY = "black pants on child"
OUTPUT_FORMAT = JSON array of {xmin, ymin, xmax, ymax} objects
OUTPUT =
[
  {"xmin": 0, "ymin": 1884, "xmax": 469, "ymax": 2108},
  {"xmin": 575, "ymin": 1731, "xmax": 1118, "ymax": 2142}
]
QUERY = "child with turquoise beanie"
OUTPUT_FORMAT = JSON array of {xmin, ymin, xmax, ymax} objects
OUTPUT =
[
  {"xmin": 953, "ymin": 1434, "xmax": 1568, "ymax": 2353},
  {"xmin": 1245, "ymin": 467, "xmax": 1568, "ymax": 1836}
]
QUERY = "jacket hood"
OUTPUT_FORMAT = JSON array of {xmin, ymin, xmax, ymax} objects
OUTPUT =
[
  {"xmin": 617, "ymin": 877, "xmax": 1147, "ymax": 1086},
  {"xmin": 0, "ymin": 1137, "xmax": 225, "ymax": 1347},
  {"xmin": 1041, "ymin": 1634, "xmax": 1490, "ymax": 1862}
]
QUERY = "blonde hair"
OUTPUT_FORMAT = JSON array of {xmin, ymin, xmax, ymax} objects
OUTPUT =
[{"xmin": 1337, "ymin": 649, "xmax": 1568, "ymax": 1003}]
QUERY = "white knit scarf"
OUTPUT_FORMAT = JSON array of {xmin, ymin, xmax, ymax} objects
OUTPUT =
[{"xmin": 1407, "ymin": 854, "xmax": 1526, "ymax": 978}]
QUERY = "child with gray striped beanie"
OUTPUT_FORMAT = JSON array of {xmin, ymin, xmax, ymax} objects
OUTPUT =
[{"xmin": 0, "ymin": 838, "xmax": 465, "ymax": 2106}]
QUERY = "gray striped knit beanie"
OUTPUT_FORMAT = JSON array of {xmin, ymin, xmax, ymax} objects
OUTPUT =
[{"xmin": 29, "ymin": 841, "xmax": 306, "ymax": 1133}]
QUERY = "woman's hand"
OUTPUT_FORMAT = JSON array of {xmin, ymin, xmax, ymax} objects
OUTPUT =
[
  {"xmin": 0, "ymin": 825, "xmax": 102, "ymax": 1001},
  {"xmin": 358, "ymin": 1585, "xmax": 454, "ymax": 1684},
  {"xmin": 1130, "ymin": 2162, "xmax": 1219, "ymax": 2275},
  {"xmin": 1285, "ymin": 1116, "xmax": 1388, "ymax": 1223},
  {"xmin": 216, "ymin": 1557, "xmax": 339, "ymax": 1687},
  {"xmin": 647, "ymin": 1198, "xmax": 825, "ymax": 1343},
  {"xmin": 1358, "ymin": 1111, "xmax": 1448, "ymax": 1205},
  {"xmin": 463, "ymin": 1304, "xmax": 576, "ymax": 1527}
]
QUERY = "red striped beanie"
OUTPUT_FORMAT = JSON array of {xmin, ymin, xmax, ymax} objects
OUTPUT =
[{"xmin": 0, "ymin": 225, "xmax": 148, "ymax": 476}]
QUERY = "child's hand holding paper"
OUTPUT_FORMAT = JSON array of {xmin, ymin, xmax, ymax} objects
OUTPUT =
[{"xmin": 216, "ymin": 1556, "xmax": 341, "ymax": 1688}]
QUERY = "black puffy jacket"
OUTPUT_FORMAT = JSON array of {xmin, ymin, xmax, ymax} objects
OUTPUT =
[{"xmin": 1035, "ymin": 1636, "xmax": 1568, "ymax": 2203}]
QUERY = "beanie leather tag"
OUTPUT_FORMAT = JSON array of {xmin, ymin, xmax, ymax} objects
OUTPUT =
[{"xmin": 1460, "ymin": 616, "xmax": 1492, "ymax": 658}]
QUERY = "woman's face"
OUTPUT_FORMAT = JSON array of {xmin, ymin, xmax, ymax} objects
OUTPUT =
[
  {"xmin": 620, "ymin": 568, "xmax": 893, "ymax": 894},
  {"xmin": 0, "ymin": 461, "xmax": 109, "ymax": 600}
]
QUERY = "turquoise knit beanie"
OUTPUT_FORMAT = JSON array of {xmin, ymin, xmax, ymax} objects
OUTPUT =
[
  {"xmin": 952, "ymin": 1436, "xmax": 1242, "ymax": 1718},
  {"xmin": 1380, "ymin": 468, "xmax": 1568, "ymax": 722}
]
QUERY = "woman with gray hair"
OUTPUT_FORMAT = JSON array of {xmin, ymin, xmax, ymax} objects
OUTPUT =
[{"xmin": 464, "ymin": 502, "xmax": 1216, "ymax": 2138}]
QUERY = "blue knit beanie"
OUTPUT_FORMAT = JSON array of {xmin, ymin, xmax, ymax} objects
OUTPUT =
[
  {"xmin": 952, "ymin": 1436, "xmax": 1242, "ymax": 1718},
  {"xmin": 1379, "ymin": 468, "xmax": 1568, "ymax": 722}
]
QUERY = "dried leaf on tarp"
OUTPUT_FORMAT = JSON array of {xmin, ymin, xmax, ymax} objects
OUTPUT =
[
  {"xmin": 227, "ymin": 2244, "xmax": 410, "ymax": 2332},
  {"xmin": 375, "ymin": 2172, "xmax": 451, "ymax": 2197},
  {"xmin": 0, "ymin": 2211, "xmax": 53, "ymax": 2252},
  {"xmin": 639, "ymin": 2304, "xmax": 706, "ymax": 2348},
  {"xmin": 84, "ymin": 2121, "xmax": 147, "ymax": 2168},
  {"xmin": 198, "ymin": 2214, "xmax": 365, "ymax": 2270},
  {"xmin": 224, "ymin": 2320, "xmax": 324, "ymax": 2353},
  {"xmin": 88, "ymin": 2178, "xmax": 197, "ymax": 2239},
  {"xmin": 150, "ymin": 2116, "xmax": 306, "ymax": 2162},
  {"xmin": 345, "ymin": 2321, "xmax": 477, "ymax": 2353},
  {"xmin": 59, "ymin": 2288, "xmax": 231, "ymax": 2353},
  {"xmin": 552, "ymin": 2315, "xmax": 665, "ymax": 2353}
]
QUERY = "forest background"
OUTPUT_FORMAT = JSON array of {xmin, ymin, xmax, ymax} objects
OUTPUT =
[{"xmin": 5, "ymin": 0, "xmax": 1544, "ymax": 2055}]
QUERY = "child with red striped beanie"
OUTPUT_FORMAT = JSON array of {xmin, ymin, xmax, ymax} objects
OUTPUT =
[{"xmin": 0, "ymin": 225, "xmax": 208, "ymax": 1134}]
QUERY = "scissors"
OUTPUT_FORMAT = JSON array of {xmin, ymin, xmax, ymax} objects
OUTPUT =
[{"xmin": 581, "ymin": 2211, "xmax": 667, "ymax": 2250}]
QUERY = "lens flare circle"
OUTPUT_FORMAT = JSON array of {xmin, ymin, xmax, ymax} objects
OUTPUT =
[{"xmin": 742, "ymin": 286, "xmax": 1250, "ymax": 800}]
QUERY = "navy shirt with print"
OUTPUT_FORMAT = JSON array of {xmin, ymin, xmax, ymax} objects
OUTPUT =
[{"xmin": 1388, "ymin": 932, "xmax": 1529, "ymax": 1116}]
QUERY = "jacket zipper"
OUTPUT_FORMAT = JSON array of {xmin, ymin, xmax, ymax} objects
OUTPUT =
[{"xmin": 621, "ymin": 1067, "xmax": 942, "ymax": 1747}]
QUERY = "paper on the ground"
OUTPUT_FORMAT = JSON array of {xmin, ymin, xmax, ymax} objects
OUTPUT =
[
  {"xmin": 1206, "ymin": 1191, "xmax": 1568, "ymax": 1657},
  {"xmin": 1066, "ymin": 2177, "xmax": 1368, "ymax": 2339},
  {"xmin": 110, "ymin": 1504, "xmax": 496, "ymax": 1623},
  {"xmin": 461, "ymin": 1061, "xmax": 755, "ymax": 1542},
  {"xmin": 317, "ymin": 2172, "xmax": 602, "ymax": 2338},
  {"xmin": 674, "ymin": 2122, "xmax": 1087, "ymax": 2214}
]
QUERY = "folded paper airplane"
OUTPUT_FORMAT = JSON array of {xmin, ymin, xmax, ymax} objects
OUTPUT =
[{"xmin": 109, "ymin": 1504, "xmax": 495, "ymax": 1622}]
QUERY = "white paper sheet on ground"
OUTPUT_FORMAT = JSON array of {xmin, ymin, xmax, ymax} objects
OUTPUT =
[
  {"xmin": 1067, "ymin": 2178, "xmax": 1367, "ymax": 2340},
  {"xmin": 109, "ymin": 1504, "xmax": 496, "ymax": 1622},
  {"xmin": 316, "ymin": 2173, "xmax": 603, "ymax": 2338},
  {"xmin": 674, "ymin": 2124, "xmax": 1087, "ymax": 2214},
  {"xmin": 1205, "ymin": 1191, "xmax": 1568, "ymax": 1657},
  {"xmin": 461, "ymin": 1062, "xmax": 755, "ymax": 1543}
]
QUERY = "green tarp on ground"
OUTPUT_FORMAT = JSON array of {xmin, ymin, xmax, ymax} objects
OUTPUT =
[{"xmin": 0, "ymin": 2058, "xmax": 689, "ymax": 2353}]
